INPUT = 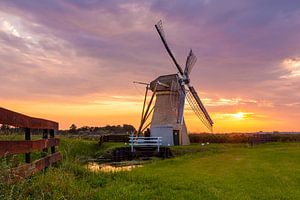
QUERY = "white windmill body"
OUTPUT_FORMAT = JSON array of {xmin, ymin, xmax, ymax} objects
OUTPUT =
[{"xmin": 149, "ymin": 74, "xmax": 190, "ymax": 146}]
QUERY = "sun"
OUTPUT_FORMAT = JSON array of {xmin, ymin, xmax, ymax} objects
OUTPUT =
[{"xmin": 232, "ymin": 112, "xmax": 245, "ymax": 119}]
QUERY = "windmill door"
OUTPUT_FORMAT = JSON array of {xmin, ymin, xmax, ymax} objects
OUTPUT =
[{"xmin": 173, "ymin": 130, "xmax": 180, "ymax": 146}]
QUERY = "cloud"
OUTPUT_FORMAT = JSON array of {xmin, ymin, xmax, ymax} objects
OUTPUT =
[
  {"xmin": 202, "ymin": 98, "xmax": 258, "ymax": 107},
  {"xmin": 1, "ymin": 20, "xmax": 21, "ymax": 37},
  {"xmin": 281, "ymin": 57, "xmax": 300, "ymax": 78}
]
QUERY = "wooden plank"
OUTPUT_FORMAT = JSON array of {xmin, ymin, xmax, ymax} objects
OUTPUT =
[
  {"xmin": 6, "ymin": 152, "xmax": 62, "ymax": 182},
  {"xmin": 130, "ymin": 143, "xmax": 162, "ymax": 146},
  {"xmin": 0, "ymin": 107, "xmax": 58, "ymax": 130},
  {"xmin": 42, "ymin": 129, "xmax": 49, "ymax": 157},
  {"xmin": 0, "ymin": 138, "xmax": 60, "ymax": 157},
  {"xmin": 25, "ymin": 128, "xmax": 31, "ymax": 163}
]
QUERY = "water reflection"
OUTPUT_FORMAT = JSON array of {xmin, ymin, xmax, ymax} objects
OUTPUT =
[{"xmin": 87, "ymin": 162, "xmax": 143, "ymax": 173}]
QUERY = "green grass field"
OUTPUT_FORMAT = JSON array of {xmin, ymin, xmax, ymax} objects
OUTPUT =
[{"xmin": 1, "ymin": 137, "xmax": 299, "ymax": 200}]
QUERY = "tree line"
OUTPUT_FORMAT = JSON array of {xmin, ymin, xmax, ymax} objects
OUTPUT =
[
  {"xmin": 0, "ymin": 124, "xmax": 136, "ymax": 135},
  {"xmin": 60, "ymin": 124, "xmax": 137, "ymax": 135}
]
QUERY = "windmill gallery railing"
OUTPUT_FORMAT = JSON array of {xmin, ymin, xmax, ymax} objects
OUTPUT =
[{"xmin": 0, "ymin": 107, "xmax": 61, "ymax": 181}]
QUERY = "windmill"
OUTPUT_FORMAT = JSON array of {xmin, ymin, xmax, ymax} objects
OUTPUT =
[{"xmin": 137, "ymin": 20, "xmax": 213, "ymax": 146}]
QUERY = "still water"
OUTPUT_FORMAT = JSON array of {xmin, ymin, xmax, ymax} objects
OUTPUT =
[{"xmin": 87, "ymin": 162, "xmax": 143, "ymax": 173}]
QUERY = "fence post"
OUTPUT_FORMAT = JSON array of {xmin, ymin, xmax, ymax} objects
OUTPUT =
[
  {"xmin": 25, "ymin": 128, "xmax": 31, "ymax": 163},
  {"xmin": 49, "ymin": 129, "xmax": 55, "ymax": 153},
  {"xmin": 42, "ymin": 129, "xmax": 48, "ymax": 157},
  {"xmin": 130, "ymin": 136, "xmax": 134, "ymax": 152},
  {"xmin": 157, "ymin": 137, "xmax": 160, "ymax": 152}
]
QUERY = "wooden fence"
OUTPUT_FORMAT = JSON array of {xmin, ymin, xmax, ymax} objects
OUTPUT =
[
  {"xmin": 0, "ymin": 107, "xmax": 61, "ymax": 181},
  {"xmin": 250, "ymin": 133, "xmax": 273, "ymax": 145},
  {"xmin": 99, "ymin": 134, "xmax": 130, "ymax": 145}
]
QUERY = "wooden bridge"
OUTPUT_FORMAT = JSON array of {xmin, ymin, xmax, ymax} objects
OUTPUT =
[{"xmin": 0, "ymin": 107, "xmax": 61, "ymax": 182}]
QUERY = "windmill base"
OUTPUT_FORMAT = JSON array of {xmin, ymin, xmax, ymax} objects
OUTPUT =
[{"xmin": 150, "ymin": 125, "xmax": 190, "ymax": 146}]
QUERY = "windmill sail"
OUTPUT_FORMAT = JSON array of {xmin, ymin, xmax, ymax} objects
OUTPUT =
[
  {"xmin": 177, "ymin": 85, "xmax": 186, "ymax": 125},
  {"xmin": 155, "ymin": 20, "xmax": 184, "ymax": 75},
  {"xmin": 184, "ymin": 50, "xmax": 197, "ymax": 76},
  {"xmin": 186, "ymin": 86, "xmax": 213, "ymax": 131}
]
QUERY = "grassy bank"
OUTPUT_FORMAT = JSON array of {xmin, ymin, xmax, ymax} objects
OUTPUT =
[{"xmin": 1, "ymin": 137, "xmax": 299, "ymax": 199}]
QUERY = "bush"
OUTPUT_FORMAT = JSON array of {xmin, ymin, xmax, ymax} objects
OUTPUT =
[{"xmin": 189, "ymin": 133, "xmax": 300, "ymax": 143}]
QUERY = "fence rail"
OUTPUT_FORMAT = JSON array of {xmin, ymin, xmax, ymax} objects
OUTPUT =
[
  {"xmin": 0, "ymin": 138, "xmax": 60, "ymax": 156},
  {"xmin": 8, "ymin": 152, "xmax": 62, "ymax": 180},
  {"xmin": 0, "ymin": 107, "xmax": 58, "ymax": 130},
  {"xmin": 0, "ymin": 107, "xmax": 61, "ymax": 182}
]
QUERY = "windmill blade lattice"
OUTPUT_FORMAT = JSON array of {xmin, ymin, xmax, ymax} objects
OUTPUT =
[
  {"xmin": 186, "ymin": 89, "xmax": 213, "ymax": 131},
  {"xmin": 184, "ymin": 50, "xmax": 197, "ymax": 76},
  {"xmin": 188, "ymin": 86, "xmax": 213, "ymax": 125}
]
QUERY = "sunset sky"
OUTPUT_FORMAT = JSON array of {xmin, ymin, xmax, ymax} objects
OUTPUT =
[{"xmin": 1, "ymin": 0, "xmax": 300, "ymax": 133}]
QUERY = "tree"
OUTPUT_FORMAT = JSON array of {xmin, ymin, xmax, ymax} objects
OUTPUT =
[
  {"xmin": 69, "ymin": 124, "xmax": 77, "ymax": 134},
  {"xmin": 123, "ymin": 124, "xmax": 136, "ymax": 134}
]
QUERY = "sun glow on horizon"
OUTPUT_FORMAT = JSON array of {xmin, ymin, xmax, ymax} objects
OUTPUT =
[
  {"xmin": 213, "ymin": 112, "xmax": 254, "ymax": 120},
  {"xmin": 232, "ymin": 112, "xmax": 244, "ymax": 119}
]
